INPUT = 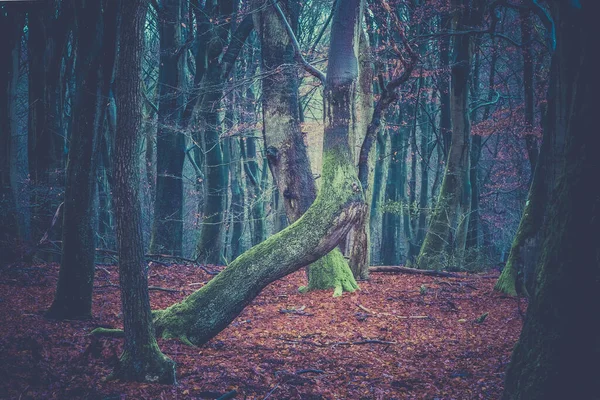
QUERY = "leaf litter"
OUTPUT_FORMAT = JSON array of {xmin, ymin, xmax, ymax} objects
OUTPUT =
[{"xmin": 0, "ymin": 262, "xmax": 524, "ymax": 399}]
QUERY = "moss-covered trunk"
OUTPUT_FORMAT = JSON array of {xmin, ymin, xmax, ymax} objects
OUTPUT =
[
  {"xmin": 112, "ymin": 0, "xmax": 175, "ymax": 383},
  {"xmin": 152, "ymin": 0, "xmax": 367, "ymax": 345},
  {"xmin": 502, "ymin": 3, "xmax": 599, "ymax": 397},
  {"xmin": 150, "ymin": 0, "xmax": 186, "ymax": 256},
  {"xmin": 255, "ymin": 0, "xmax": 358, "ymax": 293},
  {"xmin": 47, "ymin": 2, "xmax": 118, "ymax": 319}
]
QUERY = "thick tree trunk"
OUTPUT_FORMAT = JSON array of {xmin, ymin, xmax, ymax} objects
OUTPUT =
[
  {"xmin": 47, "ymin": 1, "xmax": 118, "ymax": 319},
  {"xmin": 0, "ymin": 7, "xmax": 24, "ymax": 266},
  {"xmin": 495, "ymin": 37, "xmax": 565, "ymax": 297},
  {"xmin": 150, "ymin": 0, "xmax": 186, "ymax": 256},
  {"xmin": 112, "ymin": 0, "xmax": 175, "ymax": 383},
  {"xmin": 502, "ymin": 3, "xmax": 599, "ymax": 398},
  {"xmin": 347, "ymin": 30, "xmax": 374, "ymax": 280},
  {"xmin": 152, "ymin": 0, "xmax": 367, "ymax": 346},
  {"xmin": 255, "ymin": 0, "xmax": 358, "ymax": 293}
]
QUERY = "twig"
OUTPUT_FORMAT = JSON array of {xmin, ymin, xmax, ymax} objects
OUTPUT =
[
  {"xmin": 94, "ymin": 284, "xmax": 179, "ymax": 293},
  {"xmin": 295, "ymin": 369, "xmax": 325, "ymax": 375},
  {"xmin": 262, "ymin": 383, "xmax": 280, "ymax": 400},
  {"xmin": 276, "ymin": 337, "xmax": 396, "ymax": 347}
]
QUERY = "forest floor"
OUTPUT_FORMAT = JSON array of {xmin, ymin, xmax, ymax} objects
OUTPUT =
[{"xmin": 0, "ymin": 262, "xmax": 525, "ymax": 400}]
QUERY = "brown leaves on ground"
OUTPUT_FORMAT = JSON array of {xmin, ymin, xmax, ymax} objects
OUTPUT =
[{"xmin": 0, "ymin": 263, "xmax": 524, "ymax": 399}]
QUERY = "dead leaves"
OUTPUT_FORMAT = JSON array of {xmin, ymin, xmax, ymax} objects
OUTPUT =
[{"xmin": 0, "ymin": 263, "xmax": 525, "ymax": 399}]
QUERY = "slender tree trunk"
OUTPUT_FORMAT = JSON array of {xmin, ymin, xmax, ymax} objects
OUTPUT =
[
  {"xmin": 520, "ymin": 8, "xmax": 538, "ymax": 173},
  {"xmin": 0, "ymin": 7, "xmax": 24, "ymax": 266},
  {"xmin": 502, "ymin": 3, "xmax": 599, "ymax": 398},
  {"xmin": 195, "ymin": 1, "xmax": 252, "ymax": 264},
  {"xmin": 27, "ymin": 4, "xmax": 72, "ymax": 253},
  {"xmin": 47, "ymin": 1, "xmax": 118, "ymax": 319},
  {"xmin": 416, "ymin": 0, "xmax": 475, "ymax": 269},
  {"xmin": 381, "ymin": 122, "xmax": 403, "ymax": 265},
  {"xmin": 152, "ymin": 0, "xmax": 367, "ymax": 345},
  {"xmin": 150, "ymin": 0, "xmax": 186, "ymax": 256},
  {"xmin": 111, "ymin": 0, "xmax": 175, "ymax": 383}
]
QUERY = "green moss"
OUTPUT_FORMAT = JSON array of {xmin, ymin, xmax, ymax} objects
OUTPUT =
[{"xmin": 306, "ymin": 249, "xmax": 359, "ymax": 296}]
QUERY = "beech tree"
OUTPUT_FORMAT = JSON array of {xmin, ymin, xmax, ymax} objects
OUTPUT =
[
  {"xmin": 255, "ymin": 0, "xmax": 358, "ymax": 294},
  {"xmin": 502, "ymin": 1, "xmax": 599, "ymax": 398},
  {"xmin": 416, "ymin": 0, "xmax": 480, "ymax": 269},
  {"xmin": 151, "ymin": 0, "xmax": 367, "ymax": 345},
  {"xmin": 110, "ymin": 0, "xmax": 175, "ymax": 383}
]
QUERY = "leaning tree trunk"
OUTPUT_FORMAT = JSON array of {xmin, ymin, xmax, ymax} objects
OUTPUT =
[
  {"xmin": 416, "ymin": 0, "xmax": 474, "ymax": 270},
  {"xmin": 152, "ymin": 0, "xmax": 367, "ymax": 345},
  {"xmin": 150, "ymin": 0, "xmax": 186, "ymax": 256},
  {"xmin": 111, "ymin": 0, "xmax": 175, "ymax": 383},
  {"xmin": 47, "ymin": 1, "xmax": 118, "ymax": 319},
  {"xmin": 502, "ymin": 2, "xmax": 599, "ymax": 398},
  {"xmin": 0, "ymin": 7, "xmax": 23, "ymax": 266},
  {"xmin": 255, "ymin": 0, "xmax": 358, "ymax": 294}
]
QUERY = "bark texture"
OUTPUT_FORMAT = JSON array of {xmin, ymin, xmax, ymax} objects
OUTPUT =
[
  {"xmin": 112, "ymin": 0, "xmax": 175, "ymax": 383},
  {"xmin": 255, "ymin": 0, "xmax": 358, "ymax": 293},
  {"xmin": 502, "ymin": 2, "xmax": 599, "ymax": 398}
]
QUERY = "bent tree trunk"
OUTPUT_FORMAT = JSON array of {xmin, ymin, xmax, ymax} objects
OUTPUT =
[
  {"xmin": 502, "ymin": 2, "xmax": 599, "ymax": 398},
  {"xmin": 152, "ymin": 0, "xmax": 367, "ymax": 346},
  {"xmin": 47, "ymin": 1, "xmax": 117, "ymax": 319},
  {"xmin": 255, "ymin": 0, "xmax": 357, "ymax": 294},
  {"xmin": 112, "ymin": 0, "xmax": 175, "ymax": 383}
]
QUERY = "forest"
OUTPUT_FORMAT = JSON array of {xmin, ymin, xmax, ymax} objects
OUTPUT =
[{"xmin": 0, "ymin": 0, "xmax": 597, "ymax": 399}]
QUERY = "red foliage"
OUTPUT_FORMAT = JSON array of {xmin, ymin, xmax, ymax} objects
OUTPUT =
[{"xmin": 0, "ymin": 263, "xmax": 524, "ymax": 399}]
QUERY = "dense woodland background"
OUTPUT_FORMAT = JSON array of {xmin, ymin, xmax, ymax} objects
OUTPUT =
[{"xmin": 0, "ymin": 0, "xmax": 598, "ymax": 399}]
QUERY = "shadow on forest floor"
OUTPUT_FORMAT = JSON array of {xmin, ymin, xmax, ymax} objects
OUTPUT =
[{"xmin": 0, "ymin": 262, "xmax": 524, "ymax": 399}]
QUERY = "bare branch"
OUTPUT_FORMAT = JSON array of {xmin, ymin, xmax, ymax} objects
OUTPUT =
[{"xmin": 269, "ymin": 0, "xmax": 326, "ymax": 83}]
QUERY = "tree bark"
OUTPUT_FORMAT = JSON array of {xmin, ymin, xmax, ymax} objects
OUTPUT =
[
  {"xmin": 112, "ymin": 0, "xmax": 175, "ymax": 383},
  {"xmin": 152, "ymin": 0, "xmax": 367, "ymax": 345},
  {"xmin": 502, "ymin": 3, "xmax": 599, "ymax": 398},
  {"xmin": 255, "ymin": 0, "xmax": 358, "ymax": 293}
]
